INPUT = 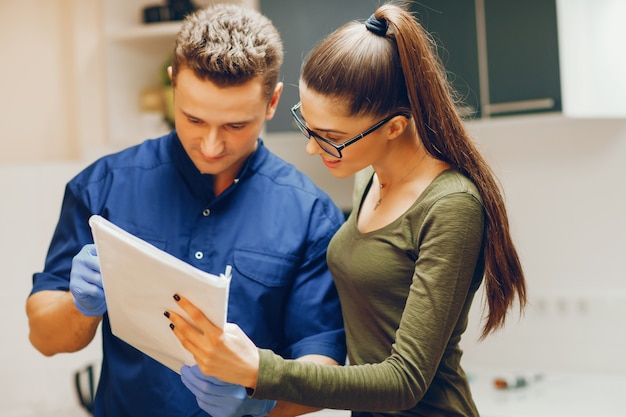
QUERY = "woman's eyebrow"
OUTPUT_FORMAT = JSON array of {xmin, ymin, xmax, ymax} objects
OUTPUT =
[
  {"xmin": 315, "ymin": 127, "xmax": 348, "ymax": 135},
  {"xmin": 301, "ymin": 111, "xmax": 348, "ymax": 135}
]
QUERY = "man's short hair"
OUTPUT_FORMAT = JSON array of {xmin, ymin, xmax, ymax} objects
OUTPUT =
[{"xmin": 172, "ymin": 3, "xmax": 283, "ymax": 100}]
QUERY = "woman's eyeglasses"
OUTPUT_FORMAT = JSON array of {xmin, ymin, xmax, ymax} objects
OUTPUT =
[{"xmin": 290, "ymin": 101, "xmax": 411, "ymax": 159}]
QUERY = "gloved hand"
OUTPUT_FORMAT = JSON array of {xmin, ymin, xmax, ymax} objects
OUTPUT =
[
  {"xmin": 181, "ymin": 365, "xmax": 276, "ymax": 417},
  {"xmin": 69, "ymin": 244, "xmax": 106, "ymax": 316}
]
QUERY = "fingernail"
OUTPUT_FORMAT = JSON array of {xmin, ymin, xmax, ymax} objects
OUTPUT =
[
  {"xmin": 163, "ymin": 311, "xmax": 170, "ymax": 318},
  {"xmin": 169, "ymin": 323, "xmax": 175, "ymax": 330},
  {"xmin": 173, "ymin": 294, "xmax": 180, "ymax": 301}
]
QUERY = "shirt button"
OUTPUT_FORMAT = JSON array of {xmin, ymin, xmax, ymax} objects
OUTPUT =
[
  {"xmin": 202, "ymin": 208, "xmax": 210, "ymax": 216},
  {"xmin": 194, "ymin": 251, "xmax": 203, "ymax": 260}
]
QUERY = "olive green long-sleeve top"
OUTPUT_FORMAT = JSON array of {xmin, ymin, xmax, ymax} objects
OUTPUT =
[{"xmin": 254, "ymin": 169, "xmax": 485, "ymax": 417}]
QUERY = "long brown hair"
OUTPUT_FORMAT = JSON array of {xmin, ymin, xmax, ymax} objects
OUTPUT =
[{"xmin": 301, "ymin": 2, "xmax": 526, "ymax": 338}]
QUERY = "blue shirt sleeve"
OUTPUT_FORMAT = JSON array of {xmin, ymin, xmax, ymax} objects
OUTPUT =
[{"xmin": 31, "ymin": 182, "xmax": 94, "ymax": 293}]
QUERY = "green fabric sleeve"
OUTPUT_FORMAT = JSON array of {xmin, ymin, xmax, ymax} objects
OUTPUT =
[{"xmin": 254, "ymin": 348, "xmax": 422, "ymax": 411}]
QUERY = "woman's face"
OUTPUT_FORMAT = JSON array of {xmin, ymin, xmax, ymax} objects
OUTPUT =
[{"xmin": 298, "ymin": 84, "xmax": 389, "ymax": 178}]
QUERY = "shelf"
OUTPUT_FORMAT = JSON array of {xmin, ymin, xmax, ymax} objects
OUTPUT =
[{"xmin": 107, "ymin": 21, "xmax": 181, "ymax": 42}]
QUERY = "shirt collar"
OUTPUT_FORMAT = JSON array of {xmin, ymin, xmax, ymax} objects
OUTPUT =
[{"xmin": 169, "ymin": 132, "xmax": 269, "ymax": 202}]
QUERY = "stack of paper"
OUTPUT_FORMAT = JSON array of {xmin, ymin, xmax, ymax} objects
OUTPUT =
[{"xmin": 89, "ymin": 215, "xmax": 231, "ymax": 373}]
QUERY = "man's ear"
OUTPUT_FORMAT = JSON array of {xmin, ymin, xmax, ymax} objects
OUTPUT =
[
  {"xmin": 167, "ymin": 66, "xmax": 173, "ymax": 84},
  {"xmin": 265, "ymin": 82, "xmax": 284, "ymax": 120}
]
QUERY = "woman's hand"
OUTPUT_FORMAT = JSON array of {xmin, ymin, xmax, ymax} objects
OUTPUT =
[{"xmin": 165, "ymin": 293, "xmax": 260, "ymax": 389}]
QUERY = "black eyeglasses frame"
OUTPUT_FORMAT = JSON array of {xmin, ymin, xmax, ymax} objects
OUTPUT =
[{"xmin": 290, "ymin": 101, "xmax": 411, "ymax": 159}]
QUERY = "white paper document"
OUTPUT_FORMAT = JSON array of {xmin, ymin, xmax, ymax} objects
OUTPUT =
[{"xmin": 89, "ymin": 215, "xmax": 231, "ymax": 374}]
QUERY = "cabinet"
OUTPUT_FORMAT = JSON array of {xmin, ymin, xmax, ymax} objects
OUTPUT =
[
  {"xmin": 412, "ymin": 0, "xmax": 626, "ymax": 119},
  {"xmin": 102, "ymin": 0, "xmax": 177, "ymax": 147},
  {"xmin": 261, "ymin": 0, "xmax": 562, "ymax": 127},
  {"xmin": 411, "ymin": 0, "xmax": 562, "ymax": 119}
]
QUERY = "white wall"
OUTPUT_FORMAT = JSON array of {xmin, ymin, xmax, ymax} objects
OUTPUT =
[
  {"xmin": 0, "ymin": 0, "xmax": 80, "ymax": 162},
  {"xmin": 460, "ymin": 114, "xmax": 626, "ymax": 375},
  {"xmin": 1, "ymin": 162, "xmax": 102, "ymax": 417}
]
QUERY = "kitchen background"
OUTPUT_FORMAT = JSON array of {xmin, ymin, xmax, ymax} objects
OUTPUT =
[{"xmin": 1, "ymin": 0, "xmax": 625, "ymax": 416}]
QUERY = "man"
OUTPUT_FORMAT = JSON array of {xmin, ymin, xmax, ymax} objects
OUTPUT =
[{"xmin": 26, "ymin": 4, "xmax": 346, "ymax": 416}]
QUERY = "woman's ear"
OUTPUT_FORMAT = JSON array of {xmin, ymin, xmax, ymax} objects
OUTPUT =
[{"xmin": 386, "ymin": 114, "xmax": 411, "ymax": 140}]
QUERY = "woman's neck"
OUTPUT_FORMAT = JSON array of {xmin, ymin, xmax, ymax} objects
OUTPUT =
[{"xmin": 373, "ymin": 139, "xmax": 428, "ymax": 188}]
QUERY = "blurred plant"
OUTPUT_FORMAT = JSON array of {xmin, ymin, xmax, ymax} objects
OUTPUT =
[{"xmin": 161, "ymin": 55, "xmax": 175, "ymax": 129}]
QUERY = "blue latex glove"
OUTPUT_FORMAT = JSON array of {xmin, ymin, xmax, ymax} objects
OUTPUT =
[
  {"xmin": 181, "ymin": 365, "xmax": 276, "ymax": 417},
  {"xmin": 69, "ymin": 244, "xmax": 106, "ymax": 316}
]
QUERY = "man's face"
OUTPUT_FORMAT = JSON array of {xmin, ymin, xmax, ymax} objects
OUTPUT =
[{"xmin": 172, "ymin": 67, "xmax": 281, "ymax": 177}]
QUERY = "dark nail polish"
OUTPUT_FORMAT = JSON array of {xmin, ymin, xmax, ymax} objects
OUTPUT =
[
  {"xmin": 169, "ymin": 323, "xmax": 175, "ymax": 330},
  {"xmin": 173, "ymin": 294, "xmax": 180, "ymax": 301},
  {"xmin": 163, "ymin": 311, "xmax": 170, "ymax": 318}
]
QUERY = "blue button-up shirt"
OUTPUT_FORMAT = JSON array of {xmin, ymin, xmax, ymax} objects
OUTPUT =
[{"xmin": 32, "ymin": 132, "xmax": 346, "ymax": 417}]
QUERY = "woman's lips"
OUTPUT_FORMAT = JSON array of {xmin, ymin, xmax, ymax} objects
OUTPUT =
[{"xmin": 322, "ymin": 158, "xmax": 341, "ymax": 169}]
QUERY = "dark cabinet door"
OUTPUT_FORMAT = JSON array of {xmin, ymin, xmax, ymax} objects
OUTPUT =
[
  {"xmin": 411, "ymin": 0, "xmax": 561, "ymax": 118},
  {"xmin": 484, "ymin": 0, "xmax": 561, "ymax": 116},
  {"xmin": 410, "ymin": 1, "xmax": 481, "ymax": 117},
  {"xmin": 262, "ymin": 0, "xmax": 562, "ymax": 129}
]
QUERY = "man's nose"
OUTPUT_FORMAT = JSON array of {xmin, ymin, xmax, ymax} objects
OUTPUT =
[{"xmin": 199, "ymin": 130, "xmax": 224, "ymax": 157}]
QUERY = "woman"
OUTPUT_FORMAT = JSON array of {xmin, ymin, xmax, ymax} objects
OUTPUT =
[{"xmin": 167, "ymin": 3, "xmax": 526, "ymax": 416}]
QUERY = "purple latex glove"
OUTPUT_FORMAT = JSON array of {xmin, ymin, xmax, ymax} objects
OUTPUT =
[
  {"xmin": 181, "ymin": 365, "xmax": 276, "ymax": 417},
  {"xmin": 69, "ymin": 244, "xmax": 106, "ymax": 316}
]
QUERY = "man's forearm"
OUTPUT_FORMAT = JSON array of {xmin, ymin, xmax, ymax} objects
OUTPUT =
[{"xmin": 26, "ymin": 290, "xmax": 101, "ymax": 356}]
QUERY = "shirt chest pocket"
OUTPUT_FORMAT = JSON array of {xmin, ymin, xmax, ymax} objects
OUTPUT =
[
  {"xmin": 107, "ymin": 219, "xmax": 168, "ymax": 252},
  {"xmin": 233, "ymin": 249, "xmax": 298, "ymax": 287}
]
